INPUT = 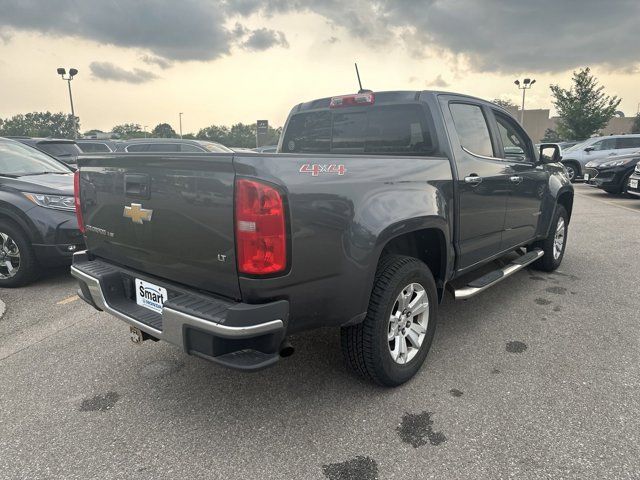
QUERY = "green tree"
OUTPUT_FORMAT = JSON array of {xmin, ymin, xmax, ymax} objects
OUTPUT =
[
  {"xmin": 196, "ymin": 123, "xmax": 281, "ymax": 148},
  {"xmin": 492, "ymin": 98, "xmax": 518, "ymax": 110},
  {"xmin": 0, "ymin": 112, "xmax": 79, "ymax": 138},
  {"xmin": 550, "ymin": 68, "xmax": 621, "ymax": 140},
  {"xmin": 541, "ymin": 128, "xmax": 562, "ymax": 142},
  {"xmin": 631, "ymin": 113, "xmax": 640, "ymax": 134},
  {"xmin": 152, "ymin": 123, "xmax": 176, "ymax": 138},
  {"xmin": 111, "ymin": 123, "xmax": 144, "ymax": 138}
]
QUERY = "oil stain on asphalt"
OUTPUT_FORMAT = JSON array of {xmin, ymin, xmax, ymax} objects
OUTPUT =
[
  {"xmin": 322, "ymin": 456, "xmax": 378, "ymax": 480},
  {"xmin": 79, "ymin": 392, "xmax": 120, "ymax": 412},
  {"xmin": 546, "ymin": 286, "xmax": 567, "ymax": 295},
  {"xmin": 449, "ymin": 388, "xmax": 464, "ymax": 397},
  {"xmin": 506, "ymin": 341, "xmax": 527, "ymax": 353},
  {"xmin": 535, "ymin": 298, "xmax": 552, "ymax": 305},
  {"xmin": 397, "ymin": 411, "xmax": 447, "ymax": 447}
]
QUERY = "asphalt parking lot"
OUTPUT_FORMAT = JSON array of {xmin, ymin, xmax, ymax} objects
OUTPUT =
[{"xmin": 1, "ymin": 184, "xmax": 639, "ymax": 480}]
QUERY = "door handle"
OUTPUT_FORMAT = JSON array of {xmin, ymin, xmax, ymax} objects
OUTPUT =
[
  {"xmin": 464, "ymin": 175, "xmax": 483, "ymax": 185},
  {"xmin": 510, "ymin": 176, "xmax": 523, "ymax": 184}
]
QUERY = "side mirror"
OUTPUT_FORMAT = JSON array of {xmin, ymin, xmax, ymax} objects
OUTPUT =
[
  {"xmin": 584, "ymin": 146, "xmax": 595, "ymax": 152},
  {"xmin": 539, "ymin": 144, "xmax": 562, "ymax": 164}
]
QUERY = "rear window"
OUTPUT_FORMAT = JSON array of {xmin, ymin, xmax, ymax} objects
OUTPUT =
[
  {"xmin": 78, "ymin": 142, "xmax": 110, "ymax": 153},
  {"xmin": 282, "ymin": 104, "xmax": 437, "ymax": 156},
  {"xmin": 37, "ymin": 142, "xmax": 81, "ymax": 157},
  {"xmin": 616, "ymin": 137, "xmax": 640, "ymax": 149}
]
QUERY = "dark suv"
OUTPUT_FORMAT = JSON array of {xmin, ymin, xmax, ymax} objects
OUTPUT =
[
  {"xmin": 0, "ymin": 138, "xmax": 84, "ymax": 287},
  {"xmin": 13, "ymin": 137, "xmax": 82, "ymax": 167}
]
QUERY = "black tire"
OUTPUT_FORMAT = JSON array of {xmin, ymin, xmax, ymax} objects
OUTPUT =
[
  {"xmin": 0, "ymin": 219, "xmax": 39, "ymax": 288},
  {"xmin": 529, "ymin": 205, "xmax": 568, "ymax": 272},
  {"xmin": 562, "ymin": 161, "xmax": 579, "ymax": 182},
  {"xmin": 341, "ymin": 255, "xmax": 438, "ymax": 387}
]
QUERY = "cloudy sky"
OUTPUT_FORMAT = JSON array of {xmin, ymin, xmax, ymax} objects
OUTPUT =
[{"xmin": 0, "ymin": 0, "xmax": 639, "ymax": 133}]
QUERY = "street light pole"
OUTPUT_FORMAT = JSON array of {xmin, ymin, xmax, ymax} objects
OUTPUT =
[
  {"xmin": 179, "ymin": 113, "xmax": 183, "ymax": 139},
  {"xmin": 514, "ymin": 78, "xmax": 536, "ymax": 127},
  {"xmin": 57, "ymin": 67, "xmax": 78, "ymax": 138}
]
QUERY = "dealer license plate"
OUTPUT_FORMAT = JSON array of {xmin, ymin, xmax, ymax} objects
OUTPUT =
[
  {"xmin": 583, "ymin": 173, "xmax": 589, "ymax": 181},
  {"xmin": 135, "ymin": 278, "xmax": 167, "ymax": 313},
  {"xmin": 630, "ymin": 179, "xmax": 638, "ymax": 189}
]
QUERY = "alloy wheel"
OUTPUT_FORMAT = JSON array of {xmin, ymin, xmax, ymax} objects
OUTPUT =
[
  {"xmin": 0, "ymin": 232, "xmax": 21, "ymax": 279},
  {"xmin": 388, "ymin": 283, "xmax": 429, "ymax": 364},
  {"xmin": 553, "ymin": 217, "xmax": 565, "ymax": 260}
]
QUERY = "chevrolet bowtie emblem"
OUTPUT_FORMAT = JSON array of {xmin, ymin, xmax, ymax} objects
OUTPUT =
[{"xmin": 123, "ymin": 203, "xmax": 153, "ymax": 224}]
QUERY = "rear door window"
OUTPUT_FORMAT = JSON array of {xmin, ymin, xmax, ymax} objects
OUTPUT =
[
  {"xmin": 282, "ymin": 104, "xmax": 437, "ymax": 156},
  {"xmin": 449, "ymin": 103, "xmax": 494, "ymax": 158},
  {"xmin": 615, "ymin": 137, "xmax": 640, "ymax": 149}
]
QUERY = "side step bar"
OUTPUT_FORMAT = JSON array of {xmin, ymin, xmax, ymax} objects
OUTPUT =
[{"xmin": 452, "ymin": 249, "xmax": 544, "ymax": 300}]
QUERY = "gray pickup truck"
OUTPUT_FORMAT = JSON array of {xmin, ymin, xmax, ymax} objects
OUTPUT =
[{"xmin": 71, "ymin": 90, "xmax": 573, "ymax": 386}]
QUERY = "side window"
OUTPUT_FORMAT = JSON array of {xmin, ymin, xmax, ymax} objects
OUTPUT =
[
  {"xmin": 180, "ymin": 144, "xmax": 204, "ymax": 152},
  {"xmin": 449, "ymin": 103, "xmax": 494, "ymax": 158},
  {"xmin": 592, "ymin": 138, "xmax": 616, "ymax": 151},
  {"xmin": 615, "ymin": 137, "xmax": 640, "ymax": 149},
  {"xmin": 147, "ymin": 143, "xmax": 180, "ymax": 152},
  {"xmin": 126, "ymin": 144, "xmax": 149, "ymax": 152},
  {"xmin": 494, "ymin": 113, "xmax": 532, "ymax": 162}
]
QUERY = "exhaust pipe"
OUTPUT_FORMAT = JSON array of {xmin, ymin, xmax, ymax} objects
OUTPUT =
[{"xmin": 279, "ymin": 339, "xmax": 294, "ymax": 358}]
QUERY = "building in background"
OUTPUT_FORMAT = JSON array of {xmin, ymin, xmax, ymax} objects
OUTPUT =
[{"xmin": 504, "ymin": 106, "xmax": 635, "ymax": 142}]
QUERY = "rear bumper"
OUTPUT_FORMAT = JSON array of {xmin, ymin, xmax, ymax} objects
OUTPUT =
[{"xmin": 71, "ymin": 251, "xmax": 288, "ymax": 371}]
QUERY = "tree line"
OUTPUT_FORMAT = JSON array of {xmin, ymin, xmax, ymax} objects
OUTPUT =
[{"xmin": 1, "ymin": 68, "xmax": 638, "ymax": 144}]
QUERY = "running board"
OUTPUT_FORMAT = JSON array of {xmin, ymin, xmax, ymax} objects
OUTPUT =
[{"xmin": 452, "ymin": 249, "xmax": 544, "ymax": 300}]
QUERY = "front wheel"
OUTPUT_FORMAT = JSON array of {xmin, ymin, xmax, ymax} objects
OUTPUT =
[
  {"xmin": 341, "ymin": 255, "xmax": 438, "ymax": 387},
  {"xmin": 529, "ymin": 205, "xmax": 568, "ymax": 272},
  {"xmin": 562, "ymin": 162, "xmax": 579, "ymax": 182},
  {"xmin": 0, "ymin": 220, "xmax": 39, "ymax": 288}
]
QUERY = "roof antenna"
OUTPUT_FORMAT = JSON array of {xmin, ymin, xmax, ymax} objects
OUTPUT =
[{"xmin": 354, "ymin": 63, "xmax": 372, "ymax": 94}]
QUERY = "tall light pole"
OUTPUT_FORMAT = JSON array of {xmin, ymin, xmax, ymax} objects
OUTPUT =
[
  {"xmin": 143, "ymin": 125, "xmax": 148, "ymax": 138},
  {"xmin": 179, "ymin": 112, "xmax": 183, "ymax": 139},
  {"xmin": 57, "ymin": 67, "xmax": 79, "ymax": 137},
  {"xmin": 514, "ymin": 78, "xmax": 536, "ymax": 127}
]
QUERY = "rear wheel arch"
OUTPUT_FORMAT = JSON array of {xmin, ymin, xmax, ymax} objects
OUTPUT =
[{"xmin": 377, "ymin": 227, "xmax": 449, "ymax": 301}]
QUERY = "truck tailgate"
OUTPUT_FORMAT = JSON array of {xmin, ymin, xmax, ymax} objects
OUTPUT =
[{"xmin": 77, "ymin": 153, "xmax": 240, "ymax": 299}]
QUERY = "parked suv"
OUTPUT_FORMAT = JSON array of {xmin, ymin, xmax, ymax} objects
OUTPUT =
[
  {"xmin": 561, "ymin": 134, "xmax": 640, "ymax": 182},
  {"xmin": 0, "ymin": 138, "xmax": 84, "ymax": 287},
  {"xmin": 77, "ymin": 139, "xmax": 120, "ymax": 153},
  {"xmin": 115, "ymin": 138, "xmax": 231, "ymax": 153},
  {"xmin": 12, "ymin": 137, "xmax": 82, "ymax": 167}
]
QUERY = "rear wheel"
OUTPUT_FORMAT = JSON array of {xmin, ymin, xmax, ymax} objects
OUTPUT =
[
  {"xmin": 341, "ymin": 255, "xmax": 438, "ymax": 387},
  {"xmin": 529, "ymin": 205, "xmax": 568, "ymax": 272},
  {"xmin": 0, "ymin": 220, "xmax": 38, "ymax": 288}
]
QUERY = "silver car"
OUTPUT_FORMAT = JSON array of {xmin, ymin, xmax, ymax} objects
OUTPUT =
[{"xmin": 560, "ymin": 134, "xmax": 640, "ymax": 182}]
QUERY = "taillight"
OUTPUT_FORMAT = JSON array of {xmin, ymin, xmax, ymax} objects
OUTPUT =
[
  {"xmin": 73, "ymin": 170, "xmax": 85, "ymax": 233},
  {"xmin": 235, "ymin": 178, "xmax": 287, "ymax": 275},
  {"xmin": 330, "ymin": 92, "xmax": 375, "ymax": 108}
]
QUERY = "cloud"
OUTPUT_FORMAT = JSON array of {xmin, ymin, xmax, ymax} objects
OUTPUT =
[
  {"xmin": 426, "ymin": 74, "xmax": 449, "ymax": 88},
  {"xmin": 1, "ymin": 0, "xmax": 639, "ymax": 72},
  {"xmin": 0, "ymin": 0, "xmax": 232, "ymax": 61},
  {"xmin": 140, "ymin": 55, "xmax": 172, "ymax": 70},
  {"xmin": 90, "ymin": 62, "xmax": 159, "ymax": 84},
  {"xmin": 0, "ymin": 27, "xmax": 11, "ymax": 44},
  {"xmin": 240, "ymin": 28, "xmax": 289, "ymax": 51}
]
